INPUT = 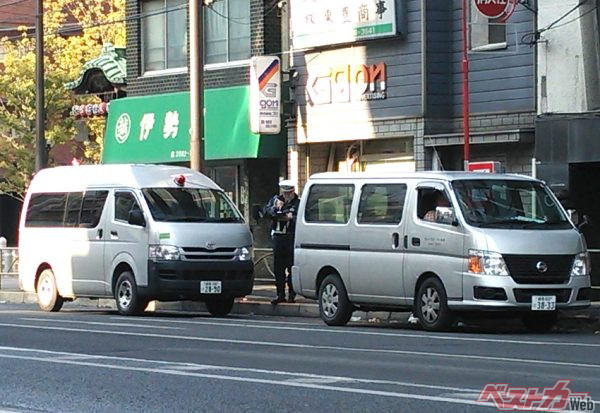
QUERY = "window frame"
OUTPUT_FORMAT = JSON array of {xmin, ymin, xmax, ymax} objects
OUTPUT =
[
  {"xmin": 141, "ymin": 0, "xmax": 188, "ymax": 74},
  {"xmin": 114, "ymin": 191, "xmax": 143, "ymax": 224},
  {"xmin": 469, "ymin": 3, "xmax": 508, "ymax": 52},
  {"xmin": 416, "ymin": 186, "xmax": 454, "ymax": 226},
  {"xmin": 203, "ymin": 0, "xmax": 251, "ymax": 66}
]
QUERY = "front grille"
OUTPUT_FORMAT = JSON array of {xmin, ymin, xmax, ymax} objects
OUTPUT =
[
  {"xmin": 474, "ymin": 287, "xmax": 507, "ymax": 301},
  {"xmin": 181, "ymin": 247, "xmax": 236, "ymax": 261},
  {"xmin": 513, "ymin": 288, "xmax": 571, "ymax": 303},
  {"xmin": 182, "ymin": 270, "xmax": 253, "ymax": 281},
  {"xmin": 503, "ymin": 254, "xmax": 572, "ymax": 284}
]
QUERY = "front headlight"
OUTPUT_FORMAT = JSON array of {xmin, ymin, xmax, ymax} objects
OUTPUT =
[
  {"xmin": 236, "ymin": 246, "xmax": 253, "ymax": 261},
  {"xmin": 571, "ymin": 252, "xmax": 591, "ymax": 276},
  {"xmin": 149, "ymin": 245, "xmax": 181, "ymax": 261},
  {"xmin": 468, "ymin": 249, "xmax": 509, "ymax": 276}
]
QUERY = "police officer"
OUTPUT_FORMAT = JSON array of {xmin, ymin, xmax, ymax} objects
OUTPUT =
[{"xmin": 265, "ymin": 180, "xmax": 300, "ymax": 305}]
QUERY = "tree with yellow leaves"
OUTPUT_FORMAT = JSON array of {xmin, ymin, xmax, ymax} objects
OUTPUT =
[{"xmin": 0, "ymin": 0, "xmax": 125, "ymax": 201}]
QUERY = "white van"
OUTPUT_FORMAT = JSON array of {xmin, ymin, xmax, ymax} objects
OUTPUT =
[
  {"xmin": 292, "ymin": 172, "xmax": 591, "ymax": 332},
  {"xmin": 18, "ymin": 164, "xmax": 254, "ymax": 316}
]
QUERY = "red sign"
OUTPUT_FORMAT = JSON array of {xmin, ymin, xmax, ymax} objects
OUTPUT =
[
  {"xmin": 473, "ymin": 0, "xmax": 513, "ymax": 19},
  {"xmin": 468, "ymin": 161, "xmax": 502, "ymax": 173}
]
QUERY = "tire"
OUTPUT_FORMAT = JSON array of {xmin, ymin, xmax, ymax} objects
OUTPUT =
[
  {"xmin": 114, "ymin": 271, "xmax": 147, "ymax": 316},
  {"xmin": 521, "ymin": 312, "xmax": 558, "ymax": 333},
  {"xmin": 205, "ymin": 296, "xmax": 235, "ymax": 317},
  {"xmin": 36, "ymin": 269, "xmax": 64, "ymax": 312},
  {"xmin": 415, "ymin": 277, "xmax": 454, "ymax": 331},
  {"xmin": 318, "ymin": 275, "xmax": 353, "ymax": 326}
]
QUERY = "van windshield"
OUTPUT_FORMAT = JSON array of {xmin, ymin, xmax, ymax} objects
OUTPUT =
[
  {"xmin": 142, "ymin": 188, "xmax": 244, "ymax": 223},
  {"xmin": 452, "ymin": 179, "xmax": 571, "ymax": 229}
]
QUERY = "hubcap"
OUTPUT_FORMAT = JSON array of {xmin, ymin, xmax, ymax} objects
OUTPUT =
[
  {"xmin": 420, "ymin": 287, "xmax": 440, "ymax": 323},
  {"xmin": 38, "ymin": 275, "xmax": 54, "ymax": 306},
  {"xmin": 118, "ymin": 280, "xmax": 133, "ymax": 309},
  {"xmin": 321, "ymin": 283, "xmax": 339, "ymax": 318}
]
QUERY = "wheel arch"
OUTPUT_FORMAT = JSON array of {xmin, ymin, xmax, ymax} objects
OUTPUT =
[
  {"xmin": 111, "ymin": 262, "xmax": 134, "ymax": 295},
  {"xmin": 413, "ymin": 272, "xmax": 445, "ymax": 309},
  {"xmin": 315, "ymin": 266, "xmax": 343, "ymax": 295}
]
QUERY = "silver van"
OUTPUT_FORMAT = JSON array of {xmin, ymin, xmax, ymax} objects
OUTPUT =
[
  {"xmin": 18, "ymin": 164, "xmax": 254, "ymax": 316},
  {"xmin": 292, "ymin": 172, "xmax": 591, "ymax": 331}
]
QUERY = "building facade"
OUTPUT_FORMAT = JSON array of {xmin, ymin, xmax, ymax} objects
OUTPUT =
[
  {"xmin": 286, "ymin": 0, "xmax": 536, "ymax": 188},
  {"xmin": 103, "ymin": 0, "xmax": 288, "ymax": 246},
  {"xmin": 534, "ymin": 0, "xmax": 600, "ymax": 289}
]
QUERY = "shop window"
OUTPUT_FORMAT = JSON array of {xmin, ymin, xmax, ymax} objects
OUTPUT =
[
  {"xmin": 204, "ymin": 0, "xmax": 251, "ymax": 65},
  {"xmin": 357, "ymin": 184, "xmax": 407, "ymax": 225},
  {"xmin": 470, "ymin": 4, "xmax": 507, "ymax": 50},
  {"xmin": 305, "ymin": 184, "xmax": 354, "ymax": 224},
  {"xmin": 141, "ymin": 0, "xmax": 187, "ymax": 72}
]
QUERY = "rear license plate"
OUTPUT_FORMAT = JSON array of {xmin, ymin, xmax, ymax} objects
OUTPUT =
[
  {"xmin": 200, "ymin": 281, "xmax": 222, "ymax": 294},
  {"xmin": 531, "ymin": 295, "xmax": 556, "ymax": 311}
]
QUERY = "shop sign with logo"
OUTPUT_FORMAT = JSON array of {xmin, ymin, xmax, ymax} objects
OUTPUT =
[
  {"xmin": 290, "ymin": 0, "xmax": 399, "ymax": 49},
  {"xmin": 473, "ymin": 0, "xmax": 517, "ymax": 21},
  {"xmin": 250, "ymin": 56, "xmax": 281, "ymax": 134},
  {"xmin": 104, "ymin": 92, "xmax": 190, "ymax": 164},
  {"xmin": 307, "ymin": 62, "xmax": 387, "ymax": 105}
]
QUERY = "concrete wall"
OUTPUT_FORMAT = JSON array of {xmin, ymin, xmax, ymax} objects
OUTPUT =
[{"xmin": 537, "ymin": 0, "xmax": 600, "ymax": 114}]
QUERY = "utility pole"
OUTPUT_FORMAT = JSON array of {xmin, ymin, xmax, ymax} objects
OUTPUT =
[
  {"xmin": 189, "ymin": 0, "xmax": 205, "ymax": 172},
  {"xmin": 35, "ymin": 0, "xmax": 46, "ymax": 172},
  {"xmin": 461, "ymin": 0, "xmax": 470, "ymax": 172}
]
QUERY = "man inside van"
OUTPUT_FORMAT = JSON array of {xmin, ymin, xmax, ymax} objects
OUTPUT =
[
  {"xmin": 424, "ymin": 191, "xmax": 451, "ymax": 222},
  {"xmin": 265, "ymin": 180, "xmax": 300, "ymax": 305}
]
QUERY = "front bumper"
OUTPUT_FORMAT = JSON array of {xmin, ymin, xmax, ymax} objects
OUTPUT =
[
  {"xmin": 448, "ymin": 272, "xmax": 591, "ymax": 311},
  {"xmin": 139, "ymin": 259, "xmax": 254, "ymax": 301}
]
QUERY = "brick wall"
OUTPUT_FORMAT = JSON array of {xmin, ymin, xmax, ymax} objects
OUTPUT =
[{"xmin": 127, "ymin": 0, "xmax": 282, "ymax": 96}]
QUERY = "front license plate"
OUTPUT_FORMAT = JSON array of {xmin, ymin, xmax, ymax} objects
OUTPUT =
[
  {"xmin": 200, "ymin": 281, "xmax": 222, "ymax": 294},
  {"xmin": 531, "ymin": 295, "xmax": 556, "ymax": 311}
]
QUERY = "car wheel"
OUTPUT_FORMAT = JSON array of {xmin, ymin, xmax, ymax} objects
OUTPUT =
[
  {"xmin": 416, "ymin": 277, "xmax": 454, "ymax": 331},
  {"xmin": 521, "ymin": 312, "xmax": 558, "ymax": 333},
  {"xmin": 318, "ymin": 275, "xmax": 353, "ymax": 326},
  {"xmin": 114, "ymin": 271, "xmax": 147, "ymax": 316},
  {"xmin": 205, "ymin": 296, "xmax": 235, "ymax": 317},
  {"xmin": 36, "ymin": 269, "xmax": 64, "ymax": 312}
]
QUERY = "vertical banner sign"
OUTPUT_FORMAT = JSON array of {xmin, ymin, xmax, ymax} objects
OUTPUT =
[{"xmin": 250, "ymin": 56, "xmax": 281, "ymax": 134}]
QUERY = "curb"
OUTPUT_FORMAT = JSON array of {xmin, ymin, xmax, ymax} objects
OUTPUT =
[{"xmin": 1, "ymin": 290, "xmax": 598, "ymax": 324}]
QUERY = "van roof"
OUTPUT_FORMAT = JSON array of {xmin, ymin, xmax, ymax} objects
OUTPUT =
[
  {"xmin": 28, "ymin": 164, "xmax": 220, "ymax": 192},
  {"xmin": 309, "ymin": 171, "xmax": 540, "ymax": 182}
]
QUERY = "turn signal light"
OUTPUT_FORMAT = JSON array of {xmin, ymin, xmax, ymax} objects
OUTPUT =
[{"xmin": 468, "ymin": 255, "xmax": 482, "ymax": 274}]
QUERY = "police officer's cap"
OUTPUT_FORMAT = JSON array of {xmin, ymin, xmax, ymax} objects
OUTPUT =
[{"xmin": 279, "ymin": 179, "xmax": 295, "ymax": 192}]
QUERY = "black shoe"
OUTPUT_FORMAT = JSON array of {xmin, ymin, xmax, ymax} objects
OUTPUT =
[
  {"xmin": 287, "ymin": 294, "xmax": 296, "ymax": 303},
  {"xmin": 271, "ymin": 297, "xmax": 286, "ymax": 305}
]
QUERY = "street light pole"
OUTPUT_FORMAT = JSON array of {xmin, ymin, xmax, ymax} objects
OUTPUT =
[
  {"xmin": 461, "ymin": 0, "xmax": 470, "ymax": 172},
  {"xmin": 189, "ymin": 0, "xmax": 204, "ymax": 172},
  {"xmin": 35, "ymin": 0, "xmax": 46, "ymax": 172}
]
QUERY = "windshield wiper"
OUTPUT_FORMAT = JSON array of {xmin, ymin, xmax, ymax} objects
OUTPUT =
[{"xmin": 166, "ymin": 216, "xmax": 208, "ymax": 222}]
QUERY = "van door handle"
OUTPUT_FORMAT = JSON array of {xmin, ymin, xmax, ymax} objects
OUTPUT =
[
  {"xmin": 96, "ymin": 229, "xmax": 103, "ymax": 239},
  {"xmin": 392, "ymin": 233, "xmax": 400, "ymax": 249},
  {"xmin": 411, "ymin": 237, "xmax": 421, "ymax": 247},
  {"xmin": 403, "ymin": 235, "xmax": 408, "ymax": 249},
  {"xmin": 110, "ymin": 230, "xmax": 118, "ymax": 239}
]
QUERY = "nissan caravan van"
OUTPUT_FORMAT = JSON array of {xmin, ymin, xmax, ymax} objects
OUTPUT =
[
  {"xmin": 19, "ymin": 164, "xmax": 254, "ymax": 316},
  {"xmin": 292, "ymin": 172, "xmax": 591, "ymax": 331}
]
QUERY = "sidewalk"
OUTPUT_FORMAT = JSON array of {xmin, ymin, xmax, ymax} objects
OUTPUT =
[{"xmin": 1, "ymin": 276, "xmax": 599, "ymax": 328}]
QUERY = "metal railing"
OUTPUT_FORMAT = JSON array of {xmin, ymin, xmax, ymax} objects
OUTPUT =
[
  {"xmin": 0, "ymin": 247, "xmax": 18, "ymax": 276},
  {"xmin": 253, "ymin": 247, "xmax": 274, "ymax": 280}
]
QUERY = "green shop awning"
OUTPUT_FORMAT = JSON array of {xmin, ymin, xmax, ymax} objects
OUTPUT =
[{"xmin": 103, "ymin": 86, "xmax": 285, "ymax": 163}]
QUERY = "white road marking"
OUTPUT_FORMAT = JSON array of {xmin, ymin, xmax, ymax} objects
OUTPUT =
[
  {"xmin": 21, "ymin": 318, "xmax": 183, "ymax": 330},
  {"xmin": 0, "ymin": 346, "xmax": 496, "ymax": 408},
  {"xmin": 0, "ymin": 345, "xmax": 481, "ymax": 393},
  {"xmin": 111, "ymin": 315, "xmax": 600, "ymax": 349},
  {"xmin": 0, "ymin": 322, "xmax": 598, "ymax": 369}
]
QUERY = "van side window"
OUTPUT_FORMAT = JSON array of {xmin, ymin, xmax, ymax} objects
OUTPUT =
[
  {"xmin": 80, "ymin": 191, "xmax": 109, "ymax": 228},
  {"xmin": 417, "ymin": 188, "xmax": 451, "ymax": 223},
  {"xmin": 305, "ymin": 184, "xmax": 354, "ymax": 224},
  {"xmin": 357, "ymin": 184, "xmax": 407, "ymax": 225},
  {"xmin": 64, "ymin": 192, "xmax": 84, "ymax": 227},
  {"xmin": 25, "ymin": 193, "xmax": 68, "ymax": 227},
  {"xmin": 115, "ymin": 192, "xmax": 141, "ymax": 222}
]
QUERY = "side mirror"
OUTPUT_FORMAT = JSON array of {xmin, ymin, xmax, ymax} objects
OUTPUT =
[
  {"xmin": 128, "ymin": 209, "xmax": 146, "ymax": 227},
  {"xmin": 435, "ymin": 207, "xmax": 458, "ymax": 226}
]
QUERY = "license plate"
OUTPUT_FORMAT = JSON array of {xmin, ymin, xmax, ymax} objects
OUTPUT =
[
  {"xmin": 531, "ymin": 295, "xmax": 556, "ymax": 311},
  {"xmin": 200, "ymin": 281, "xmax": 222, "ymax": 294}
]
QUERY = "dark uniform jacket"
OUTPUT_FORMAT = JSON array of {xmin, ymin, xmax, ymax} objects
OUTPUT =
[{"xmin": 264, "ymin": 194, "xmax": 300, "ymax": 236}]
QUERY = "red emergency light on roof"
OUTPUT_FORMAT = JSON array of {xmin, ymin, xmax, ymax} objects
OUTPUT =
[{"xmin": 174, "ymin": 175, "xmax": 186, "ymax": 186}]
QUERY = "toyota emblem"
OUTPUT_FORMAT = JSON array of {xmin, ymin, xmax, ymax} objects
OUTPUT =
[
  {"xmin": 205, "ymin": 242, "xmax": 216, "ymax": 250},
  {"xmin": 536, "ymin": 261, "xmax": 548, "ymax": 273}
]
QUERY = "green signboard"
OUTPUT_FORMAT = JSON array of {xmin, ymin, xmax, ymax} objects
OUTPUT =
[{"xmin": 103, "ymin": 86, "xmax": 284, "ymax": 163}]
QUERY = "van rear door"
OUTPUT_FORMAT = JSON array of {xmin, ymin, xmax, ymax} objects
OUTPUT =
[{"xmin": 349, "ymin": 182, "xmax": 409, "ymax": 305}]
